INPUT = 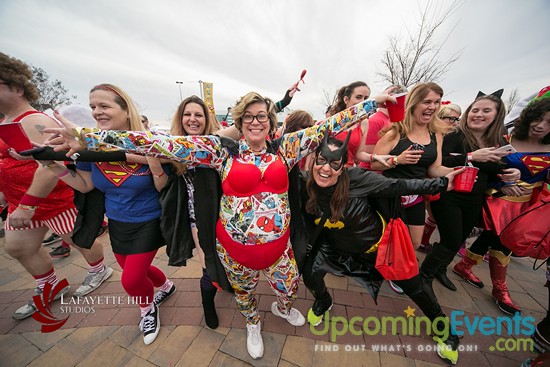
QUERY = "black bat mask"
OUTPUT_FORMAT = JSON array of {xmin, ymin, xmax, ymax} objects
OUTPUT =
[{"xmin": 315, "ymin": 130, "xmax": 350, "ymax": 170}]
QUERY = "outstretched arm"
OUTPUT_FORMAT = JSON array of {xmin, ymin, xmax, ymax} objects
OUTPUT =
[{"xmin": 45, "ymin": 112, "xmax": 228, "ymax": 170}]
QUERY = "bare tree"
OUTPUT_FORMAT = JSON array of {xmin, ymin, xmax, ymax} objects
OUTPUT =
[
  {"xmin": 377, "ymin": 0, "xmax": 464, "ymax": 88},
  {"xmin": 505, "ymin": 88, "xmax": 520, "ymax": 113},
  {"xmin": 320, "ymin": 88, "xmax": 335, "ymax": 114},
  {"xmin": 30, "ymin": 66, "xmax": 76, "ymax": 111}
]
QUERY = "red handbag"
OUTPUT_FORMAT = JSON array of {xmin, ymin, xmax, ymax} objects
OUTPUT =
[
  {"xmin": 499, "ymin": 184, "xmax": 550, "ymax": 260},
  {"xmin": 375, "ymin": 217, "xmax": 419, "ymax": 280}
]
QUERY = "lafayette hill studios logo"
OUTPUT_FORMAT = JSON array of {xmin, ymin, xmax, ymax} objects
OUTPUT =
[{"xmin": 31, "ymin": 279, "xmax": 70, "ymax": 333}]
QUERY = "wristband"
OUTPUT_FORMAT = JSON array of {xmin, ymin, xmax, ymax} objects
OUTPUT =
[
  {"xmin": 467, "ymin": 152, "xmax": 473, "ymax": 162},
  {"xmin": 57, "ymin": 169, "xmax": 70, "ymax": 179},
  {"xmin": 153, "ymin": 171, "xmax": 165, "ymax": 179},
  {"xmin": 18, "ymin": 204, "xmax": 37, "ymax": 211},
  {"xmin": 72, "ymin": 127, "xmax": 84, "ymax": 144},
  {"xmin": 20, "ymin": 194, "xmax": 42, "ymax": 206},
  {"xmin": 394, "ymin": 156, "xmax": 399, "ymax": 166},
  {"xmin": 369, "ymin": 154, "xmax": 374, "ymax": 162}
]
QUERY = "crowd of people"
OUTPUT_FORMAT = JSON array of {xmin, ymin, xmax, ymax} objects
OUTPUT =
[{"xmin": 1, "ymin": 51, "xmax": 549, "ymax": 366}]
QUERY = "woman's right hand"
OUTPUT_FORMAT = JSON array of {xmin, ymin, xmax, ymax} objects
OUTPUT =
[
  {"xmin": 396, "ymin": 145, "xmax": 424, "ymax": 165},
  {"xmin": 471, "ymin": 147, "xmax": 510, "ymax": 162},
  {"xmin": 44, "ymin": 111, "xmax": 86, "ymax": 156}
]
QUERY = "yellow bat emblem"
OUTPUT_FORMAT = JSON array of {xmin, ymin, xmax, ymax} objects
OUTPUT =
[{"xmin": 315, "ymin": 218, "xmax": 344, "ymax": 229}]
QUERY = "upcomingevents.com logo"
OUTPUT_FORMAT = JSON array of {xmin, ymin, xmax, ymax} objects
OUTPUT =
[{"xmin": 31, "ymin": 279, "xmax": 70, "ymax": 333}]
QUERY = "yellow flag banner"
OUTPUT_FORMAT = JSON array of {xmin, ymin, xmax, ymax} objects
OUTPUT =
[{"xmin": 202, "ymin": 82, "xmax": 216, "ymax": 118}]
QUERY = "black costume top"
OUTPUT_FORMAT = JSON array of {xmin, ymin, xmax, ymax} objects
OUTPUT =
[
  {"xmin": 308, "ymin": 168, "xmax": 450, "ymax": 253},
  {"xmin": 296, "ymin": 168, "xmax": 449, "ymax": 300}
]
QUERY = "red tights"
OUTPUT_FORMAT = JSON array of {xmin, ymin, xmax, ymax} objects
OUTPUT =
[{"xmin": 114, "ymin": 251, "xmax": 166, "ymax": 307}]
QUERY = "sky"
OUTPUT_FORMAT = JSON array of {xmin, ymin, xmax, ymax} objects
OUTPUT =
[{"xmin": 1, "ymin": 0, "xmax": 549, "ymax": 127}]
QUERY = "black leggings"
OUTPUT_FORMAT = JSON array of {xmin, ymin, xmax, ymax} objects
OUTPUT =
[
  {"xmin": 431, "ymin": 193, "xmax": 483, "ymax": 253},
  {"xmin": 469, "ymin": 230, "xmax": 511, "ymax": 256}
]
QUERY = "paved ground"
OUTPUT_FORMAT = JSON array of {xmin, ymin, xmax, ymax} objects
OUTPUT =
[{"xmin": 0, "ymin": 232, "xmax": 547, "ymax": 367}]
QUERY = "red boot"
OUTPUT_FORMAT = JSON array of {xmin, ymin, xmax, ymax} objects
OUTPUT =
[
  {"xmin": 489, "ymin": 250, "xmax": 521, "ymax": 315},
  {"xmin": 452, "ymin": 249, "xmax": 484, "ymax": 288}
]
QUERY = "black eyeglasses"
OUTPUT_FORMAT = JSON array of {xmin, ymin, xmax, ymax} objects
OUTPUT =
[
  {"xmin": 242, "ymin": 114, "xmax": 269, "ymax": 124},
  {"xmin": 442, "ymin": 116, "xmax": 460, "ymax": 123},
  {"xmin": 315, "ymin": 154, "xmax": 344, "ymax": 170}
]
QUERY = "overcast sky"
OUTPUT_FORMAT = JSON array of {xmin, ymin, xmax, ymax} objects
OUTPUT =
[{"xmin": 1, "ymin": 0, "xmax": 548, "ymax": 126}]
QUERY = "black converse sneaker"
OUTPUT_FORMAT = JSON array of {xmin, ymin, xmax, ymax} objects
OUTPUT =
[
  {"xmin": 153, "ymin": 283, "xmax": 176, "ymax": 306},
  {"xmin": 139, "ymin": 304, "xmax": 160, "ymax": 345}
]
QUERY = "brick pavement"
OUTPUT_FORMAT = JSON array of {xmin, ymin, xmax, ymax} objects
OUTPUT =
[{"xmin": 0, "ymin": 233, "xmax": 546, "ymax": 366}]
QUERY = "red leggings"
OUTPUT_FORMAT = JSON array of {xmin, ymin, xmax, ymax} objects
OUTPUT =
[{"xmin": 114, "ymin": 251, "xmax": 166, "ymax": 307}]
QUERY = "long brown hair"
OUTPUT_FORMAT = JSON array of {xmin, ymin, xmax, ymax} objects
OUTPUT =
[
  {"xmin": 170, "ymin": 95, "xmax": 218, "ymax": 175},
  {"xmin": 328, "ymin": 81, "xmax": 370, "ymax": 116},
  {"xmin": 305, "ymin": 138, "xmax": 350, "ymax": 222},
  {"xmin": 459, "ymin": 94, "xmax": 508, "ymax": 150}
]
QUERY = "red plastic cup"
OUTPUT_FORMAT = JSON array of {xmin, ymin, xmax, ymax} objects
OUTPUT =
[
  {"xmin": 453, "ymin": 166, "xmax": 479, "ymax": 193},
  {"xmin": 386, "ymin": 93, "xmax": 407, "ymax": 122}
]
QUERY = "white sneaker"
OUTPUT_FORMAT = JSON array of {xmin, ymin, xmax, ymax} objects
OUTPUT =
[
  {"xmin": 271, "ymin": 301, "xmax": 305, "ymax": 326},
  {"xmin": 139, "ymin": 304, "xmax": 160, "ymax": 345},
  {"xmin": 246, "ymin": 322, "xmax": 264, "ymax": 359},
  {"xmin": 13, "ymin": 285, "xmax": 70, "ymax": 320},
  {"xmin": 74, "ymin": 266, "xmax": 113, "ymax": 297}
]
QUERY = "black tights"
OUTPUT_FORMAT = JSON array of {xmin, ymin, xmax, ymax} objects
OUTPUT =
[{"xmin": 469, "ymin": 230, "xmax": 511, "ymax": 256}]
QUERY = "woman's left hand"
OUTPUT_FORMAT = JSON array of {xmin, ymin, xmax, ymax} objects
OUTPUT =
[
  {"xmin": 500, "ymin": 185, "xmax": 527, "ymax": 197},
  {"xmin": 444, "ymin": 167, "xmax": 465, "ymax": 191},
  {"xmin": 374, "ymin": 93, "xmax": 397, "ymax": 106}
]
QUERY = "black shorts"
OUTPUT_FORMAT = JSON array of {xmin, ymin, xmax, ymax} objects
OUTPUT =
[
  {"xmin": 108, "ymin": 218, "xmax": 164, "ymax": 255},
  {"xmin": 402, "ymin": 200, "xmax": 426, "ymax": 226}
]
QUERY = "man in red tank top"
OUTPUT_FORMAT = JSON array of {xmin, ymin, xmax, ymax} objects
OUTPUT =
[{"xmin": 0, "ymin": 53, "xmax": 112, "ymax": 320}]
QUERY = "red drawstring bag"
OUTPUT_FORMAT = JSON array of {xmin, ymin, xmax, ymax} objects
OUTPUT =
[
  {"xmin": 499, "ymin": 184, "xmax": 550, "ymax": 260},
  {"xmin": 375, "ymin": 217, "xmax": 419, "ymax": 280}
]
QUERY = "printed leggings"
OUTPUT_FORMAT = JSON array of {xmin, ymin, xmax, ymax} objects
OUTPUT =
[{"xmin": 217, "ymin": 241, "xmax": 300, "ymax": 325}]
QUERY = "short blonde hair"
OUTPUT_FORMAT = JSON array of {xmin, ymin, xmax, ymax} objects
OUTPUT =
[{"xmin": 232, "ymin": 92, "xmax": 277, "ymax": 133}]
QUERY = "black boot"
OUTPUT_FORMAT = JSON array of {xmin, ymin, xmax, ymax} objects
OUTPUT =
[
  {"xmin": 400, "ymin": 279, "xmax": 459, "ymax": 365},
  {"xmin": 420, "ymin": 243, "xmax": 457, "ymax": 291},
  {"xmin": 200, "ymin": 269, "xmax": 219, "ymax": 329},
  {"xmin": 435, "ymin": 269, "xmax": 457, "ymax": 291}
]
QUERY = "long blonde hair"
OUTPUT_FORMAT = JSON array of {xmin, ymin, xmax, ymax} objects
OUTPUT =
[
  {"xmin": 89, "ymin": 84, "xmax": 144, "ymax": 131},
  {"xmin": 388, "ymin": 82, "xmax": 450, "ymax": 138}
]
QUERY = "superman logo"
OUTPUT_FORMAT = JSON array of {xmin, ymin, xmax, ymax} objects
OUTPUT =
[
  {"xmin": 521, "ymin": 155, "xmax": 550, "ymax": 176},
  {"xmin": 96, "ymin": 162, "xmax": 141, "ymax": 187}
]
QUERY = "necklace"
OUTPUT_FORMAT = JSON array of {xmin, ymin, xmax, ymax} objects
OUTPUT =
[{"xmin": 118, "ymin": 162, "xmax": 151, "ymax": 176}]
